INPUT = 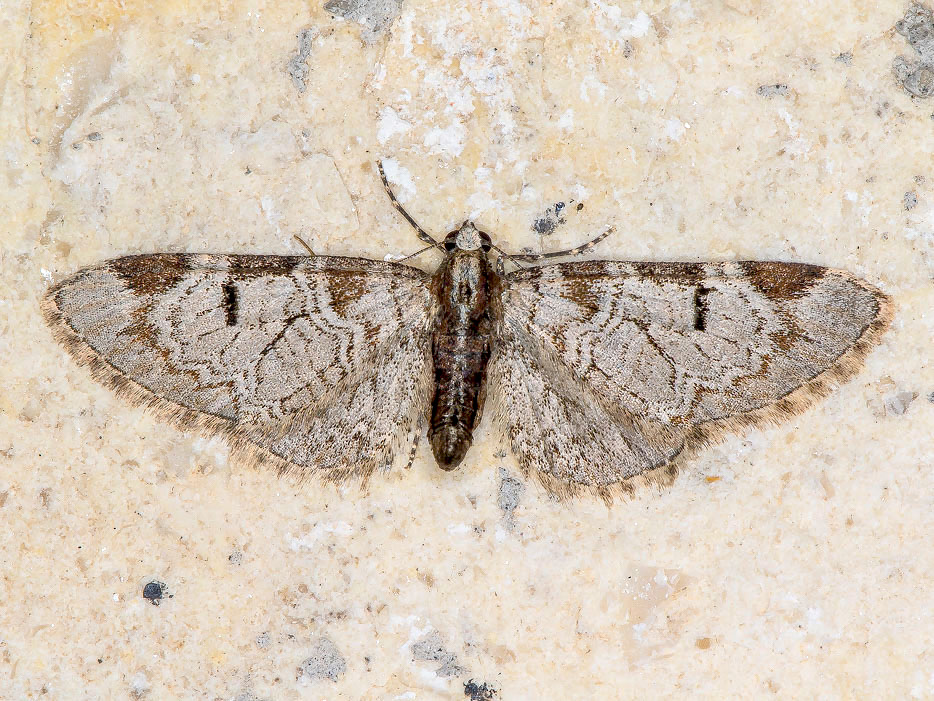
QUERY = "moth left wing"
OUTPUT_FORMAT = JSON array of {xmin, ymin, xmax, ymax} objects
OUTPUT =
[
  {"xmin": 43, "ymin": 253, "xmax": 434, "ymax": 480},
  {"xmin": 499, "ymin": 260, "xmax": 891, "ymax": 485},
  {"xmin": 235, "ymin": 323, "xmax": 432, "ymax": 483}
]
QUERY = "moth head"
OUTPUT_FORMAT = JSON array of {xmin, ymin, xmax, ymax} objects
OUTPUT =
[{"xmin": 443, "ymin": 222, "xmax": 492, "ymax": 254}]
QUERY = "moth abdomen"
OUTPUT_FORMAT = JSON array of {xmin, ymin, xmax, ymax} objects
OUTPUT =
[
  {"xmin": 427, "ymin": 243, "xmax": 501, "ymax": 470},
  {"xmin": 429, "ymin": 423, "xmax": 473, "ymax": 470},
  {"xmin": 429, "ymin": 332, "xmax": 491, "ymax": 470}
]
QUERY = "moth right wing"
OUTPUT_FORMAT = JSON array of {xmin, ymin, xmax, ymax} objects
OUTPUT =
[
  {"xmin": 502, "ymin": 260, "xmax": 890, "ymax": 425},
  {"xmin": 492, "ymin": 259, "xmax": 890, "ymax": 497},
  {"xmin": 43, "ymin": 253, "xmax": 435, "ymax": 480}
]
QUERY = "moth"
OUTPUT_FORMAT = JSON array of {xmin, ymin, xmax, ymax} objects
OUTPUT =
[{"xmin": 43, "ymin": 163, "xmax": 892, "ymax": 499}]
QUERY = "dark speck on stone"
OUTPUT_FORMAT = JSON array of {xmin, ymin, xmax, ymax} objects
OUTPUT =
[
  {"xmin": 464, "ymin": 679, "xmax": 497, "ymax": 700},
  {"xmin": 756, "ymin": 83, "xmax": 789, "ymax": 97},
  {"xmin": 87, "ymin": 131, "xmax": 102, "ymax": 141},
  {"xmin": 255, "ymin": 631, "xmax": 271, "ymax": 648},
  {"xmin": 905, "ymin": 191, "xmax": 918, "ymax": 210},
  {"xmin": 142, "ymin": 580, "xmax": 167, "ymax": 606},
  {"xmin": 835, "ymin": 52, "xmax": 853, "ymax": 65},
  {"xmin": 228, "ymin": 549, "xmax": 243, "ymax": 565},
  {"xmin": 532, "ymin": 202, "xmax": 566, "ymax": 235},
  {"xmin": 297, "ymin": 637, "xmax": 346, "ymax": 682}
]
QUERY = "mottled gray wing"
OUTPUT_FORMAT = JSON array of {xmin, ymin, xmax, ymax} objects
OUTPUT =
[
  {"xmin": 43, "ymin": 253, "xmax": 434, "ymax": 481},
  {"xmin": 488, "ymin": 327, "xmax": 691, "ymax": 500},
  {"xmin": 494, "ymin": 260, "xmax": 891, "ymax": 495}
]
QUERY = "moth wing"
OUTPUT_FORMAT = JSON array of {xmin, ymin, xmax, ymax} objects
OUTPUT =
[
  {"xmin": 495, "ymin": 260, "xmax": 891, "ymax": 494},
  {"xmin": 504, "ymin": 260, "xmax": 891, "ymax": 425},
  {"xmin": 488, "ymin": 325, "xmax": 690, "ymax": 500},
  {"xmin": 43, "ymin": 253, "xmax": 434, "ymax": 481},
  {"xmin": 235, "ymin": 323, "xmax": 432, "ymax": 483}
]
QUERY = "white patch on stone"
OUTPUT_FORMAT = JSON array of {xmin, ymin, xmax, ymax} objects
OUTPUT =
[
  {"xmin": 665, "ymin": 118, "xmax": 685, "ymax": 141},
  {"xmin": 380, "ymin": 158, "xmax": 416, "ymax": 203},
  {"xmin": 558, "ymin": 109, "xmax": 574, "ymax": 130},
  {"xmin": 424, "ymin": 121, "xmax": 467, "ymax": 157},
  {"xmin": 377, "ymin": 106, "xmax": 412, "ymax": 144}
]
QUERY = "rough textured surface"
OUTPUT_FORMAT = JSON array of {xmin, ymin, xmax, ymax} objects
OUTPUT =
[
  {"xmin": 324, "ymin": 0, "xmax": 404, "ymax": 42},
  {"xmin": 894, "ymin": 4, "xmax": 934, "ymax": 97},
  {"xmin": 297, "ymin": 637, "xmax": 347, "ymax": 682},
  {"xmin": 2, "ymin": 0, "xmax": 931, "ymax": 698},
  {"xmin": 411, "ymin": 629, "xmax": 467, "ymax": 678}
]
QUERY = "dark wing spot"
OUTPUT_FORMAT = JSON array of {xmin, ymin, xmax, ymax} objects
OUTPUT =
[
  {"xmin": 326, "ymin": 270, "xmax": 369, "ymax": 317},
  {"xmin": 632, "ymin": 262, "xmax": 705, "ymax": 284},
  {"xmin": 693, "ymin": 286, "xmax": 712, "ymax": 331},
  {"xmin": 740, "ymin": 262, "xmax": 825, "ymax": 299},
  {"xmin": 227, "ymin": 255, "xmax": 302, "ymax": 278},
  {"xmin": 109, "ymin": 254, "xmax": 191, "ymax": 296},
  {"xmin": 222, "ymin": 282, "xmax": 239, "ymax": 326}
]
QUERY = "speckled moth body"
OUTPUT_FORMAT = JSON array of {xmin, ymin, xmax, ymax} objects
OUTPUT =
[
  {"xmin": 42, "ymin": 164, "xmax": 892, "ymax": 501},
  {"xmin": 427, "ymin": 224, "xmax": 501, "ymax": 469}
]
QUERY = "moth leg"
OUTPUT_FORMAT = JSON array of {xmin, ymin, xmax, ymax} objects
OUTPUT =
[
  {"xmin": 377, "ymin": 160, "xmax": 442, "ymax": 249},
  {"xmin": 508, "ymin": 226, "xmax": 615, "ymax": 263},
  {"xmin": 293, "ymin": 235, "xmax": 316, "ymax": 256},
  {"xmin": 404, "ymin": 421, "xmax": 423, "ymax": 470},
  {"xmin": 495, "ymin": 254, "xmax": 507, "ymax": 278}
]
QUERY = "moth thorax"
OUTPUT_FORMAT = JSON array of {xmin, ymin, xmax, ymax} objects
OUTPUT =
[{"xmin": 455, "ymin": 224, "xmax": 482, "ymax": 251}]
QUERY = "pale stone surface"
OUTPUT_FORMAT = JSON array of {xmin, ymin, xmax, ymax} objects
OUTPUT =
[{"xmin": 1, "ymin": 0, "xmax": 931, "ymax": 698}]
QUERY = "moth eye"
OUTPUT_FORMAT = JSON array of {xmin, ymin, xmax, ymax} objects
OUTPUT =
[{"xmin": 444, "ymin": 239, "xmax": 457, "ymax": 252}]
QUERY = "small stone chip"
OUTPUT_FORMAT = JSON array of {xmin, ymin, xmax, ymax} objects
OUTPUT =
[
  {"xmin": 497, "ymin": 467, "xmax": 523, "ymax": 513},
  {"xmin": 412, "ymin": 630, "xmax": 466, "ymax": 678},
  {"xmin": 297, "ymin": 637, "xmax": 346, "ymax": 682},
  {"xmin": 756, "ymin": 83, "xmax": 789, "ymax": 97},
  {"xmin": 885, "ymin": 390, "xmax": 917, "ymax": 416}
]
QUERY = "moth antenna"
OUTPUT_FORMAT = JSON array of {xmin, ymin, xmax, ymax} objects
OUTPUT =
[
  {"xmin": 508, "ymin": 226, "xmax": 616, "ymax": 262},
  {"xmin": 491, "ymin": 244, "xmax": 527, "ymax": 271},
  {"xmin": 293, "ymin": 235, "xmax": 316, "ymax": 256},
  {"xmin": 395, "ymin": 243, "xmax": 439, "ymax": 263},
  {"xmin": 376, "ymin": 160, "xmax": 442, "ymax": 248}
]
